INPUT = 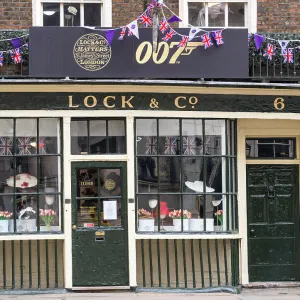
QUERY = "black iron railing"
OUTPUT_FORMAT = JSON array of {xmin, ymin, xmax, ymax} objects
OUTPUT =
[
  {"xmin": 136, "ymin": 239, "xmax": 239, "ymax": 290},
  {"xmin": 0, "ymin": 239, "xmax": 64, "ymax": 290}
]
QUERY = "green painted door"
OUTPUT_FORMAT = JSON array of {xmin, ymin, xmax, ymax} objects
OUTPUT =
[
  {"xmin": 71, "ymin": 161, "xmax": 128, "ymax": 287},
  {"xmin": 247, "ymin": 165, "xmax": 300, "ymax": 282}
]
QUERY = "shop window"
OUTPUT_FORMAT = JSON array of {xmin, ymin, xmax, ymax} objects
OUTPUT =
[
  {"xmin": 0, "ymin": 118, "xmax": 62, "ymax": 234},
  {"xmin": 34, "ymin": 1, "xmax": 112, "ymax": 27},
  {"xmin": 246, "ymin": 138, "xmax": 296, "ymax": 159},
  {"xmin": 136, "ymin": 118, "xmax": 237, "ymax": 233},
  {"xmin": 181, "ymin": 0, "xmax": 256, "ymax": 30},
  {"xmin": 71, "ymin": 118, "xmax": 126, "ymax": 155}
]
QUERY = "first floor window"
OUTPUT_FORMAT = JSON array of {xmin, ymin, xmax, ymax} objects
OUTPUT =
[
  {"xmin": 183, "ymin": 1, "xmax": 248, "ymax": 28},
  {"xmin": 135, "ymin": 118, "xmax": 237, "ymax": 233},
  {"xmin": 34, "ymin": 1, "xmax": 112, "ymax": 27},
  {"xmin": 0, "ymin": 118, "xmax": 62, "ymax": 234}
]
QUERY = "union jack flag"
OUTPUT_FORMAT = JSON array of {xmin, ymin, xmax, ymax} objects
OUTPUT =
[
  {"xmin": 159, "ymin": 19, "xmax": 168, "ymax": 34},
  {"xmin": 0, "ymin": 137, "xmax": 13, "ymax": 155},
  {"xmin": 178, "ymin": 35, "xmax": 188, "ymax": 48},
  {"xmin": 17, "ymin": 137, "xmax": 31, "ymax": 155},
  {"xmin": 145, "ymin": 137, "xmax": 157, "ymax": 155},
  {"xmin": 263, "ymin": 43, "xmax": 275, "ymax": 60},
  {"xmin": 164, "ymin": 136, "xmax": 177, "ymax": 155},
  {"xmin": 282, "ymin": 48, "xmax": 294, "ymax": 64},
  {"xmin": 212, "ymin": 30, "xmax": 224, "ymax": 46},
  {"xmin": 183, "ymin": 137, "xmax": 196, "ymax": 155},
  {"xmin": 138, "ymin": 13, "xmax": 152, "ymax": 27},
  {"xmin": 0, "ymin": 52, "xmax": 3, "ymax": 67},
  {"xmin": 162, "ymin": 29, "xmax": 175, "ymax": 42},
  {"xmin": 23, "ymin": 43, "xmax": 28, "ymax": 49},
  {"xmin": 118, "ymin": 27, "xmax": 127, "ymax": 40},
  {"xmin": 9, "ymin": 48, "xmax": 22, "ymax": 64},
  {"xmin": 201, "ymin": 33, "xmax": 213, "ymax": 49}
]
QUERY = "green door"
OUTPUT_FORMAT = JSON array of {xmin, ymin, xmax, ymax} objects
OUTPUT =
[
  {"xmin": 71, "ymin": 161, "xmax": 128, "ymax": 287},
  {"xmin": 247, "ymin": 165, "xmax": 300, "ymax": 282}
]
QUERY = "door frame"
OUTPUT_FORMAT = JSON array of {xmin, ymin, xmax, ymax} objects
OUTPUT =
[
  {"xmin": 71, "ymin": 160, "xmax": 129, "ymax": 287},
  {"xmin": 246, "ymin": 163, "xmax": 300, "ymax": 282}
]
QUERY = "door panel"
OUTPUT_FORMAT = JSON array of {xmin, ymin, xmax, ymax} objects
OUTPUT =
[
  {"xmin": 72, "ymin": 161, "xmax": 128, "ymax": 287},
  {"xmin": 247, "ymin": 165, "xmax": 300, "ymax": 282}
]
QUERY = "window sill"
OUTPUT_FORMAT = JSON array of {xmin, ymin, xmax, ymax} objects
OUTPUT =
[
  {"xmin": 0, "ymin": 233, "xmax": 65, "ymax": 240},
  {"xmin": 135, "ymin": 232, "xmax": 241, "ymax": 240}
]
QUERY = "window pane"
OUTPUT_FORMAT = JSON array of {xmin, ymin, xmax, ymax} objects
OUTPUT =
[
  {"xmin": 136, "ymin": 119, "xmax": 157, "ymax": 155},
  {"xmin": 159, "ymin": 157, "xmax": 180, "ymax": 193},
  {"xmin": 64, "ymin": 3, "xmax": 80, "ymax": 26},
  {"xmin": 77, "ymin": 198, "xmax": 99, "ymax": 228},
  {"xmin": 159, "ymin": 119, "xmax": 180, "ymax": 155},
  {"xmin": 84, "ymin": 3, "xmax": 101, "ymax": 26},
  {"xmin": 108, "ymin": 120, "xmax": 125, "ymax": 153},
  {"xmin": 188, "ymin": 3, "xmax": 205, "ymax": 26},
  {"xmin": 183, "ymin": 157, "xmax": 204, "ymax": 193},
  {"xmin": 228, "ymin": 2, "xmax": 245, "ymax": 27},
  {"xmin": 16, "ymin": 119, "xmax": 37, "ymax": 155},
  {"xmin": 100, "ymin": 168, "xmax": 121, "ymax": 197},
  {"xmin": 40, "ymin": 156, "xmax": 60, "ymax": 192},
  {"xmin": 160, "ymin": 195, "xmax": 181, "ymax": 232},
  {"xmin": 182, "ymin": 120, "xmax": 203, "ymax": 155},
  {"xmin": 77, "ymin": 168, "xmax": 98, "ymax": 198},
  {"xmin": 39, "ymin": 118, "xmax": 60, "ymax": 154},
  {"xmin": 90, "ymin": 120, "xmax": 106, "ymax": 154},
  {"xmin": 137, "ymin": 195, "xmax": 156, "ymax": 231},
  {"xmin": 206, "ymin": 157, "xmax": 224, "ymax": 193},
  {"xmin": 71, "ymin": 121, "xmax": 88, "ymax": 154},
  {"xmin": 137, "ymin": 157, "xmax": 158, "ymax": 193},
  {"xmin": 0, "ymin": 119, "xmax": 13, "ymax": 155},
  {"xmin": 205, "ymin": 120, "xmax": 225, "ymax": 155},
  {"xmin": 208, "ymin": 2, "xmax": 225, "ymax": 27},
  {"xmin": 101, "ymin": 198, "xmax": 122, "ymax": 227},
  {"xmin": 43, "ymin": 3, "xmax": 60, "ymax": 26}
]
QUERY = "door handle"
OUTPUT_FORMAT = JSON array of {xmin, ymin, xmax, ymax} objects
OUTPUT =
[
  {"xmin": 72, "ymin": 225, "xmax": 77, "ymax": 230},
  {"xmin": 250, "ymin": 229, "xmax": 255, "ymax": 234}
]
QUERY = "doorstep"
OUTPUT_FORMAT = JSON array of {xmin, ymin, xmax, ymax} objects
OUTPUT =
[{"xmin": 243, "ymin": 282, "xmax": 300, "ymax": 289}]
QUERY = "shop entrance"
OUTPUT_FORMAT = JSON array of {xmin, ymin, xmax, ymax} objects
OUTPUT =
[
  {"xmin": 247, "ymin": 165, "xmax": 300, "ymax": 282},
  {"xmin": 71, "ymin": 161, "xmax": 128, "ymax": 287}
]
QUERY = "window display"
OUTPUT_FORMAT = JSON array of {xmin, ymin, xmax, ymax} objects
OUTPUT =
[
  {"xmin": 0, "ymin": 118, "xmax": 62, "ymax": 233},
  {"xmin": 136, "ymin": 118, "xmax": 237, "ymax": 233}
]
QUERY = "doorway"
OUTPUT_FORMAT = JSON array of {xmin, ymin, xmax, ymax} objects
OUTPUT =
[
  {"xmin": 71, "ymin": 161, "xmax": 128, "ymax": 287},
  {"xmin": 247, "ymin": 165, "xmax": 300, "ymax": 282}
]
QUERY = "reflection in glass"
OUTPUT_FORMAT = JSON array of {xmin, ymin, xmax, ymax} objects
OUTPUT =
[
  {"xmin": 205, "ymin": 120, "xmax": 225, "ymax": 155},
  {"xmin": 136, "ymin": 119, "xmax": 157, "ymax": 155},
  {"xmin": 188, "ymin": 3, "xmax": 205, "ymax": 26},
  {"xmin": 108, "ymin": 120, "xmax": 126, "ymax": 153},
  {"xmin": 84, "ymin": 3, "xmax": 101, "ymax": 26},
  {"xmin": 182, "ymin": 119, "xmax": 203, "ymax": 155},
  {"xmin": 43, "ymin": 3, "xmax": 60, "ymax": 26},
  {"xmin": 159, "ymin": 119, "xmax": 180, "ymax": 155},
  {"xmin": 228, "ymin": 3, "xmax": 245, "ymax": 27},
  {"xmin": 64, "ymin": 4, "xmax": 80, "ymax": 26},
  {"xmin": 89, "ymin": 120, "xmax": 106, "ymax": 154},
  {"xmin": 16, "ymin": 119, "xmax": 37, "ymax": 155},
  {"xmin": 137, "ymin": 157, "xmax": 158, "ymax": 193},
  {"xmin": 208, "ymin": 2, "xmax": 225, "ymax": 27},
  {"xmin": 159, "ymin": 157, "xmax": 180, "ymax": 193},
  {"xmin": 77, "ymin": 168, "xmax": 98, "ymax": 198},
  {"xmin": 39, "ymin": 118, "xmax": 60, "ymax": 154},
  {"xmin": 71, "ymin": 121, "xmax": 88, "ymax": 154}
]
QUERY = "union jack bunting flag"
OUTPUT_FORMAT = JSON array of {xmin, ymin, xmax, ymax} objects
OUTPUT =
[
  {"xmin": 178, "ymin": 36, "xmax": 188, "ymax": 48},
  {"xmin": 18, "ymin": 137, "xmax": 32, "ymax": 155},
  {"xmin": 118, "ymin": 27, "xmax": 127, "ymax": 40},
  {"xmin": 183, "ymin": 137, "xmax": 196, "ymax": 155},
  {"xmin": 0, "ymin": 52, "xmax": 3, "ymax": 67},
  {"xmin": 148, "ymin": 1, "xmax": 157, "ymax": 10},
  {"xmin": 9, "ymin": 48, "xmax": 22, "ymax": 64},
  {"xmin": 164, "ymin": 136, "xmax": 177, "ymax": 155},
  {"xmin": 145, "ymin": 136, "xmax": 157, "ymax": 155},
  {"xmin": 162, "ymin": 29, "xmax": 175, "ymax": 42},
  {"xmin": 138, "ymin": 13, "xmax": 153, "ymax": 27},
  {"xmin": 23, "ymin": 43, "xmax": 28, "ymax": 49},
  {"xmin": 0, "ymin": 137, "xmax": 13, "ymax": 155},
  {"xmin": 201, "ymin": 33, "xmax": 213, "ymax": 49},
  {"xmin": 159, "ymin": 19, "xmax": 168, "ymax": 34},
  {"xmin": 128, "ymin": 29, "xmax": 134, "ymax": 36},
  {"xmin": 211, "ymin": 30, "xmax": 224, "ymax": 46},
  {"xmin": 263, "ymin": 43, "xmax": 275, "ymax": 60},
  {"xmin": 282, "ymin": 48, "xmax": 294, "ymax": 64}
]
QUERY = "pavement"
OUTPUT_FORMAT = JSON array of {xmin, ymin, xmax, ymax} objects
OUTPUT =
[{"xmin": 1, "ymin": 288, "xmax": 300, "ymax": 300}]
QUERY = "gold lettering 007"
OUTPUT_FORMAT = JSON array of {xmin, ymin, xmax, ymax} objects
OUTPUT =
[
  {"xmin": 84, "ymin": 96, "xmax": 97, "ymax": 108},
  {"xmin": 274, "ymin": 97, "xmax": 285, "ymax": 110},
  {"xmin": 103, "ymin": 96, "xmax": 116, "ymax": 108},
  {"xmin": 136, "ymin": 41, "xmax": 203, "ymax": 65}
]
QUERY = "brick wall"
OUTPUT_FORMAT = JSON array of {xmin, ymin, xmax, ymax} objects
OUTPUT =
[
  {"xmin": 112, "ymin": 0, "xmax": 179, "ymax": 27},
  {"xmin": 257, "ymin": 0, "xmax": 300, "ymax": 33},
  {"xmin": 0, "ymin": 0, "xmax": 32, "ymax": 29}
]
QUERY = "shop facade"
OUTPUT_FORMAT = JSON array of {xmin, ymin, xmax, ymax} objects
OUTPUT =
[{"xmin": 0, "ymin": 82, "xmax": 299, "ymax": 291}]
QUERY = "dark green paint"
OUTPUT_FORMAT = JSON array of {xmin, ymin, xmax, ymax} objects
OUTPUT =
[
  {"xmin": 0, "ymin": 91, "xmax": 299, "ymax": 113},
  {"xmin": 247, "ymin": 165, "xmax": 300, "ymax": 282},
  {"xmin": 71, "ymin": 161, "xmax": 129, "ymax": 287}
]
